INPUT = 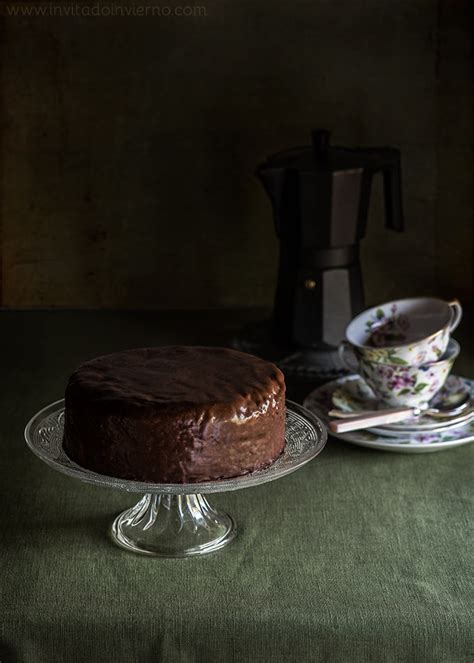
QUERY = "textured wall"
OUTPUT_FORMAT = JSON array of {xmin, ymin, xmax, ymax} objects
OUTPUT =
[{"xmin": 0, "ymin": 0, "xmax": 472, "ymax": 308}]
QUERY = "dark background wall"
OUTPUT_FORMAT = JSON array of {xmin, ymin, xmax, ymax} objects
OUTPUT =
[{"xmin": 1, "ymin": 0, "xmax": 472, "ymax": 309}]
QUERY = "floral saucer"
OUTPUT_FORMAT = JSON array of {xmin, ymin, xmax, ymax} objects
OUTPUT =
[
  {"xmin": 331, "ymin": 375, "xmax": 473, "ymax": 432},
  {"xmin": 303, "ymin": 376, "xmax": 474, "ymax": 453}
]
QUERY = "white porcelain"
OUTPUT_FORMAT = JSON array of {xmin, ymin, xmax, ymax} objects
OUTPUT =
[
  {"xmin": 303, "ymin": 376, "xmax": 474, "ymax": 454},
  {"xmin": 328, "ymin": 387, "xmax": 471, "ymax": 433},
  {"xmin": 330, "ymin": 374, "xmax": 474, "ymax": 437},
  {"xmin": 331, "ymin": 374, "xmax": 473, "ymax": 433},
  {"xmin": 340, "ymin": 338, "xmax": 459, "ymax": 407},
  {"xmin": 344, "ymin": 297, "xmax": 462, "ymax": 366}
]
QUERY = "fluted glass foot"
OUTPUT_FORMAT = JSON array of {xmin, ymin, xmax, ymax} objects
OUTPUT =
[{"xmin": 111, "ymin": 493, "xmax": 236, "ymax": 557}]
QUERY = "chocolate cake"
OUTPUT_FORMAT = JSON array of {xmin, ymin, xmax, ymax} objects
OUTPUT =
[{"xmin": 63, "ymin": 346, "xmax": 286, "ymax": 483}]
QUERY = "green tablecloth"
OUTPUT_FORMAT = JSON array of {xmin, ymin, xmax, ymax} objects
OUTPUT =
[{"xmin": 1, "ymin": 311, "xmax": 472, "ymax": 663}]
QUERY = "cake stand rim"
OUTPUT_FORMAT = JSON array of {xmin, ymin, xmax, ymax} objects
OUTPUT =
[{"xmin": 24, "ymin": 398, "xmax": 327, "ymax": 494}]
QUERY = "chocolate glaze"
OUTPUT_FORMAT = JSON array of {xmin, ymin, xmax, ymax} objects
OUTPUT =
[{"xmin": 63, "ymin": 346, "xmax": 286, "ymax": 483}]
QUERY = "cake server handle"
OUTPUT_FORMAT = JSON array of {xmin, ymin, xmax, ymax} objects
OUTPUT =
[
  {"xmin": 327, "ymin": 409, "xmax": 383, "ymax": 419},
  {"xmin": 328, "ymin": 406, "xmax": 418, "ymax": 433}
]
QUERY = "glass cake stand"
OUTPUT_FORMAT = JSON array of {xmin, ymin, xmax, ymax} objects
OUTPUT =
[{"xmin": 24, "ymin": 400, "xmax": 327, "ymax": 558}]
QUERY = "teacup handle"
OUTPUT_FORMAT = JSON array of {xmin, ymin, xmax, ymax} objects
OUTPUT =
[
  {"xmin": 338, "ymin": 340, "xmax": 359, "ymax": 373},
  {"xmin": 447, "ymin": 299, "xmax": 463, "ymax": 333}
]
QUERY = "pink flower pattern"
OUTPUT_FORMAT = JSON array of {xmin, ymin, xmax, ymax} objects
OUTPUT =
[{"xmin": 388, "ymin": 374, "xmax": 416, "ymax": 391}]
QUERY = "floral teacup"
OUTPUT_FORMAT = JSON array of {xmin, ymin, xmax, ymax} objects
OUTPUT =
[
  {"xmin": 344, "ymin": 297, "xmax": 462, "ymax": 367},
  {"xmin": 339, "ymin": 338, "xmax": 460, "ymax": 407}
]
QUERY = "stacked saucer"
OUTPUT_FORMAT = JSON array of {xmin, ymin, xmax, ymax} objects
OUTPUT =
[
  {"xmin": 304, "ymin": 374, "xmax": 474, "ymax": 453},
  {"xmin": 304, "ymin": 370, "xmax": 474, "ymax": 453}
]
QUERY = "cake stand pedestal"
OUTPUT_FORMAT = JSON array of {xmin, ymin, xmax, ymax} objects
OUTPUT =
[
  {"xmin": 111, "ymin": 493, "xmax": 235, "ymax": 557},
  {"xmin": 25, "ymin": 400, "xmax": 326, "ymax": 558}
]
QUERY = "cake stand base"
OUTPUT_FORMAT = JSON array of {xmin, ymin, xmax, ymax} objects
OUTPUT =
[{"xmin": 111, "ymin": 493, "xmax": 236, "ymax": 557}]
